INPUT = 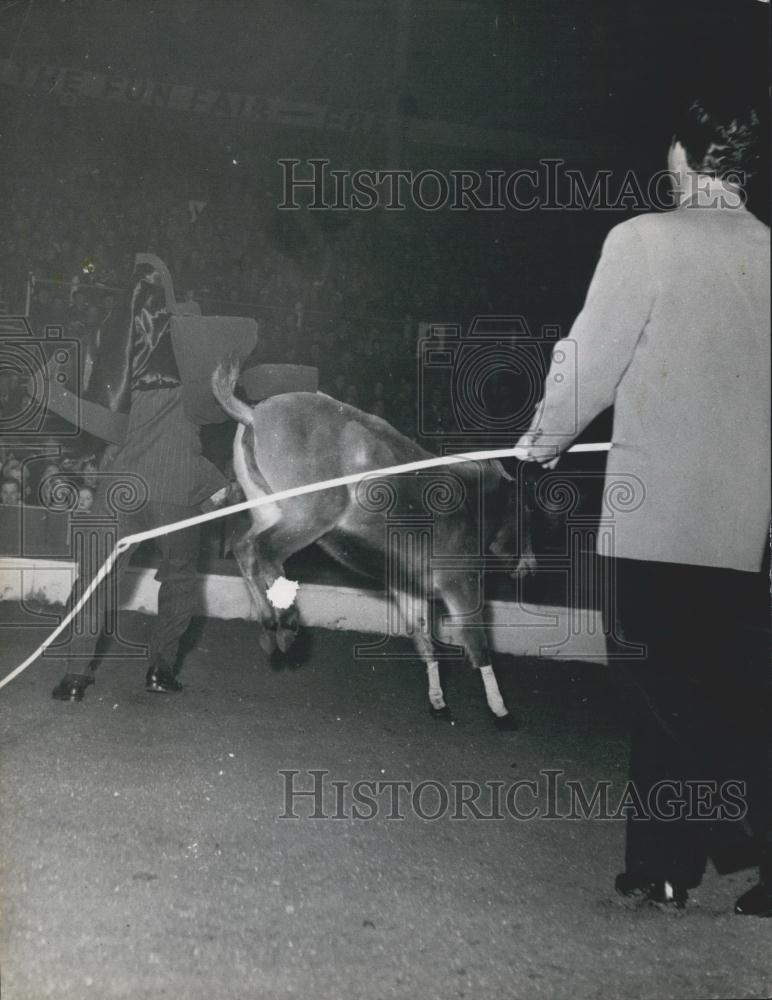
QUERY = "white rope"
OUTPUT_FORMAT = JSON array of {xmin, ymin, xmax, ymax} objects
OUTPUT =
[
  {"xmin": 555, "ymin": 442, "xmax": 612, "ymax": 453},
  {"xmin": 0, "ymin": 440, "xmax": 611, "ymax": 692},
  {"xmin": 0, "ymin": 548, "xmax": 122, "ymax": 691}
]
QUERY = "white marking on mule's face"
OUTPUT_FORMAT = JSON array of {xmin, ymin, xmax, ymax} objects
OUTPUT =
[
  {"xmin": 426, "ymin": 659, "xmax": 446, "ymax": 710},
  {"xmin": 479, "ymin": 665, "xmax": 508, "ymax": 717},
  {"xmin": 233, "ymin": 424, "xmax": 281, "ymax": 530},
  {"xmin": 266, "ymin": 577, "xmax": 300, "ymax": 610}
]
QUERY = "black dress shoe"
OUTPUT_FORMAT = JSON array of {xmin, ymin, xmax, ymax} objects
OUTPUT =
[
  {"xmin": 648, "ymin": 879, "xmax": 688, "ymax": 908},
  {"xmin": 615, "ymin": 872, "xmax": 688, "ymax": 908},
  {"xmin": 734, "ymin": 882, "xmax": 772, "ymax": 917},
  {"xmin": 145, "ymin": 667, "xmax": 183, "ymax": 693},
  {"xmin": 52, "ymin": 673, "xmax": 94, "ymax": 702},
  {"xmin": 615, "ymin": 872, "xmax": 653, "ymax": 897}
]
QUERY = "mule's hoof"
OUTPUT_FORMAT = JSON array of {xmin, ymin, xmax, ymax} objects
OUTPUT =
[
  {"xmin": 51, "ymin": 673, "xmax": 94, "ymax": 702},
  {"xmin": 259, "ymin": 630, "xmax": 277, "ymax": 655},
  {"xmin": 429, "ymin": 704, "xmax": 452, "ymax": 721},
  {"xmin": 145, "ymin": 667, "xmax": 183, "ymax": 694},
  {"xmin": 275, "ymin": 627, "xmax": 297, "ymax": 653},
  {"xmin": 491, "ymin": 711, "xmax": 518, "ymax": 731}
]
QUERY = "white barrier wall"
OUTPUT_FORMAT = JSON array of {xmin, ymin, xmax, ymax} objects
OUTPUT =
[{"xmin": 0, "ymin": 557, "xmax": 608, "ymax": 663}]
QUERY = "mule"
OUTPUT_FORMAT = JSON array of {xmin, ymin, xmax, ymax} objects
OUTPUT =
[{"xmin": 213, "ymin": 358, "xmax": 535, "ymax": 728}]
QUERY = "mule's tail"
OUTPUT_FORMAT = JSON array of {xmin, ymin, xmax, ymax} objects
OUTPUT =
[{"xmin": 212, "ymin": 356, "xmax": 254, "ymax": 427}]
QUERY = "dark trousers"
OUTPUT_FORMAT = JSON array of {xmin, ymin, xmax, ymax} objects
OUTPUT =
[
  {"xmin": 606, "ymin": 557, "xmax": 771, "ymax": 886},
  {"xmin": 50, "ymin": 497, "xmax": 201, "ymax": 678}
]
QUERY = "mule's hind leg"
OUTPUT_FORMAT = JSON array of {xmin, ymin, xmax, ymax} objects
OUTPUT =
[
  {"xmin": 251, "ymin": 491, "xmax": 348, "ymax": 653},
  {"xmin": 392, "ymin": 589, "xmax": 451, "ymax": 720},
  {"xmin": 233, "ymin": 524, "xmax": 279, "ymax": 654},
  {"xmin": 434, "ymin": 569, "xmax": 517, "ymax": 730}
]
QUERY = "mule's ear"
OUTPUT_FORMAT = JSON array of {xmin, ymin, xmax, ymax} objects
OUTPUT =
[
  {"xmin": 488, "ymin": 458, "xmax": 514, "ymax": 482},
  {"xmin": 477, "ymin": 458, "xmax": 513, "ymax": 497}
]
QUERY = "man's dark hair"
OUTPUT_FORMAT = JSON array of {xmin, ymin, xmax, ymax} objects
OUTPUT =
[{"xmin": 673, "ymin": 99, "xmax": 762, "ymax": 179}]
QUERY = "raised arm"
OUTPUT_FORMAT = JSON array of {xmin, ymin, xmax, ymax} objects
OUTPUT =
[{"xmin": 518, "ymin": 220, "xmax": 655, "ymax": 462}]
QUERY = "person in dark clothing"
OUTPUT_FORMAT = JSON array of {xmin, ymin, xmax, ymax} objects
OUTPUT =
[
  {"xmin": 50, "ymin": 384, "xmax": 224, "ymax": 700},
  {"xmin": 50, "ymin": 260, "xmax": 254, "ymax": 702},
  {"xmin": 611, "ymin": 557, "xmax": 770, "ymax": 912}
]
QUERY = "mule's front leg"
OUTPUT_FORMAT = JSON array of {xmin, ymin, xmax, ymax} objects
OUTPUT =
[
  {"xmin": 426, "ymin": 660, "xmax": 448, "ymax": 715},
  {"xmin": 393, "ymin": 590, "xmax": 451, "ymax": 720},
  {"xmin": 478, "ymin": 665, "xmax": 517, "ymax": 730},
  {"xmin": 438, "ymin": 571, "xmax": 517, "ymax": 730}
]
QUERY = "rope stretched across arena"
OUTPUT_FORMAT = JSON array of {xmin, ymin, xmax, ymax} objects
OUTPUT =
[{"xmin": 0, "ymin": 441, "xmax": 611, "ymax": 693}]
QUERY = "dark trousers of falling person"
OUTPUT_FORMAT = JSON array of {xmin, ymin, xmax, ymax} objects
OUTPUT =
[
  {"xmin": 49, "ymin": 495, "xmax": 201, "ymax": 680},
  {"xmin": 606, "ymin": 557, "xmax": 771, "ymax": 887}
]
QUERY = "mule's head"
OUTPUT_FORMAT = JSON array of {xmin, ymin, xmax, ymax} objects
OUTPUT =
[{"xmin": 485, "ymin": 460, "xmax": 537, "ymax": 577}]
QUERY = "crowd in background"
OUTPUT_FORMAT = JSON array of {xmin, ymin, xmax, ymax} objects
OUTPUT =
[
  {"xmin": 0, "ymin": 130, "xmax": 579, "ymax": 532},
  {"xmin": 0, "ymin": 440, "xmax": 97, "ymax": 513},
  {"xmin": 0, "ymin": 166, "xmax": 477, "ymax": 524},
  {"xmin": 1, "ymin": 158, "xmax": 490, "ymax": 450},
  {"xmin": 0, "ymin": 155, "xmax": 527, "ymax": 321},
  {"xmin": 21, "ymin": 279, "xmax": 435, "ymax": 441}
]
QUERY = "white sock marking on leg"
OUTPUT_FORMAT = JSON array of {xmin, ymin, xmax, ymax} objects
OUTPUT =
[
  {"xmin": 426, "ymin": 660, "xmax": 446, "ymax": 710},
  {"xmin": 480, "ymin": 665, "xmax": 508, "ymax": 717},
  {"xmin": 266, "ymin": 576, "xmax": 299, "ymax": 609}
]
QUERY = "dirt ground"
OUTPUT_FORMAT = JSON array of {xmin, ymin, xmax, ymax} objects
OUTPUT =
[{"xmin": 0, "ymin": 606, "xmax": 769, "ymax": 1000}]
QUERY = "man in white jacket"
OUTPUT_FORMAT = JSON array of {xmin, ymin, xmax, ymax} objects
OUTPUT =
[{"xmin": 517, "ymin": 99, "xmax": 770, "ymax": 915}]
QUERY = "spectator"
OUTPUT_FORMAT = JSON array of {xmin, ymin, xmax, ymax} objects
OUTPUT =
[
  {"xmin": 37, "ymin": 462, "xmax": 62, "ymax": 508},
  {"xmin": 68, "ymin": 289, "xmax": 88, "ymax": 327},
  {"xmin": 1, "ymin": 479, "xmax": 20, "ymax": 506},
  {"xmin": 81, "ymin": 458, "xmax": 98, "ymax": 489},
  {"xmin": 76, "ymin": 484, "xmax": 95, "ymax": 512},
  {"xmin": 2, "ymin": 459, "xmax": 22, "ymax": 484}
]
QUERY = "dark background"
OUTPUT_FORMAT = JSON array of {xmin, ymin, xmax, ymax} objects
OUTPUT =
[{"xmin": 1, "ymin": 0, "xmax": 768, "ymax": 326}]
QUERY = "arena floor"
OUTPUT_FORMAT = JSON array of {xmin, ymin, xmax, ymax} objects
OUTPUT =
[{"xmin": 0, "ymin": 607, "xmax": 769, "ymax": 1000}]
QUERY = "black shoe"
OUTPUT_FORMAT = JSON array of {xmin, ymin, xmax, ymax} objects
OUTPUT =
[
  {"xmin": 52, "ymin": 673, "xmax": 94, "ymax": 702},
  {"xmin": 648, "ymin": 879, "xmax": 688, "ymax": 908},
  {"xmin": 145, "ymin": 667, "xmax": 183, "ymax": 694},
  {"xmin": 734, "ymin": 882, "xmax": 772, "ymax": 917},
  {"xmin": 615, "ymin": 872, "xmax": 653, "ymax": 897},
  {"xmin": 615, "ymin": 872, "xmax": 688, "ymax": 909}
]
